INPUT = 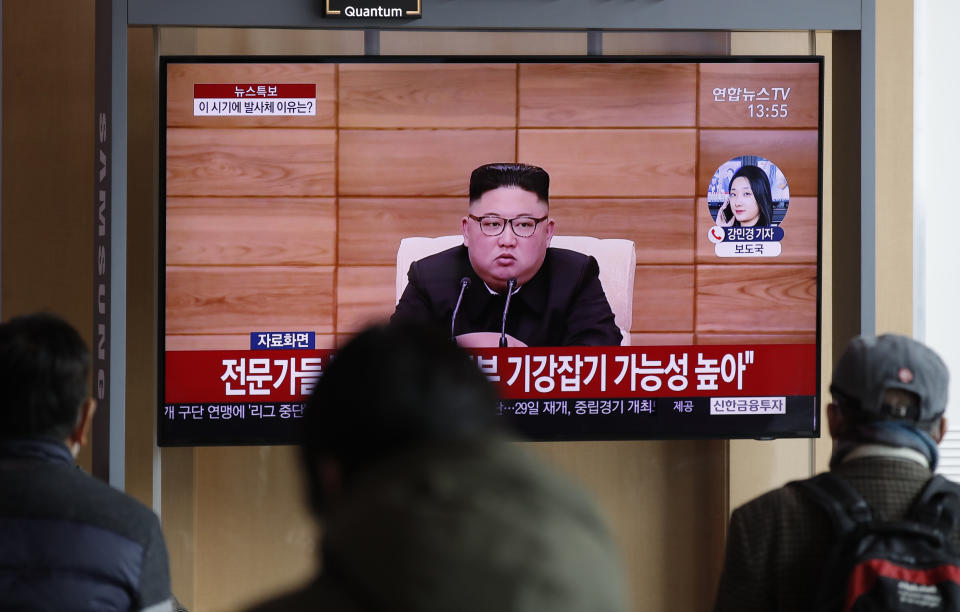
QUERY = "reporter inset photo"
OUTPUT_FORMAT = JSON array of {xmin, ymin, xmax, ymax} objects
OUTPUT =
[{"xmin": 707, "ymin": 156, "xmax": 790, "ymax": 228}]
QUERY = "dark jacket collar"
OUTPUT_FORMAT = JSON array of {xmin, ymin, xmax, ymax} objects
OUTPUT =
[
  {"xmin": 513, "ymin": 252, "xmax": 551, "ymax": 314},
  {"xmin": 0, "ymin": 437, "xmax": 74, "ymax": 465}
]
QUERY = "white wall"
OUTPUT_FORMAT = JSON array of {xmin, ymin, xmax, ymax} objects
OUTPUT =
[{"xmin": 914, "ymin": 0, "xmax": 960, "ymax": 479}]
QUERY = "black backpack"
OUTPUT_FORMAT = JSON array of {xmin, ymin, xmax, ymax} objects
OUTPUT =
[{"xmin": 790, "ymin": 472, "xmax": 960, "ymax": 611}]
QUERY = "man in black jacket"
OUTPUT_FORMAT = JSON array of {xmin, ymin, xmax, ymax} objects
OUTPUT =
[
  {"xmin": 392, "ymin": 163, "xmax": 622, "ymax": 347},
  {"xmin": 714, "ymin": 334, "xmax": 956, "ymax": 612},
  {"xmin": 244, "ymin": 322, "xmax": 628, "ymax": 612},
  {"xmin": 0, "ymin": 313, "xmax": 173, "ymax": 612}
]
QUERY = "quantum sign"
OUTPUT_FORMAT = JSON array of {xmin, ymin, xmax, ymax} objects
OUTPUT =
[{"xmin": 323, "ymin": 0, "xmax": 421, "ymax": 18}]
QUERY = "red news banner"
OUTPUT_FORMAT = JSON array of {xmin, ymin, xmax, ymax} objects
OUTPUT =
[{"xmin": 165, "ymin": 344, "xmax": 816, "ymax": 404}]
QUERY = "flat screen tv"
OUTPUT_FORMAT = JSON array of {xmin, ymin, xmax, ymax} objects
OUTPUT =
[{"xmin": 159, "ymin": 55, "xmax": 822, "ymax": 445}]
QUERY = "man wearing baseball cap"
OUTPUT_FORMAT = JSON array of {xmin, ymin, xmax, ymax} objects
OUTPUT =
[{"xmin": 713, "ymin": 334, "xmax": 958, "ymax": 612}]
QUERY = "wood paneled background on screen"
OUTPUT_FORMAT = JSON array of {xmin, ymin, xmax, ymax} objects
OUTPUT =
[{"xmin": 165, "ymin": 61, "xmax": 819, "ymax": 349}]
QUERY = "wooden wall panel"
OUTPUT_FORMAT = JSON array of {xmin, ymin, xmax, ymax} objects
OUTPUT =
[
  {"xmin": 698, "ymin": 129, "xmax": 819, "ymax": 196},
  {"xmin": 875, "ymin": 0, "xmax": 914, "ymax": 335},
  {"xmin": 338, "ymin": 129, "xmax": 516, "ymax": 196},
  {"xmin": 699, "ymin": 62, "xmax": 820, "ymax": 128},
  {"xmin": 336, "ymin": 266, "xmax": 396, "ymax": 334},
  {"xmin": 765, "ymin": 195, "xmax": 819, "ymax": 264},
  {"xmin": 167, "ymin": 197, "xmax": 335, "ymax": 266},
  {"xmin": 194, "ymin": 446, "xmax": 317, "ymax": 612},
  {"xmin": 166, "ymin": 266, "xmax": 335, "ymax": 334},
  {"xmin": 192, "ymin": 28, "xmax": 364, "ymax": 55},
  {"xmin": 695, "ymin": 264, "xmax": 817, "ymax": 333},
  {"xmin": 632, "ymin": 265, "xmax": 695, "ymax": 332},
  {"xmin": 551, "ymin": 198, "xmax": 696, "ymax": 264},
  {"xmin": 2, "ymin": 0, "xmax": 94, "ymax": 328},
  {"xmin": 127, "ymin": 26, "xmax": 161, "ymax": 509},
  {"xmin": 166, "ymin": 63, "xmax": 336, "ymax": 128},
  {"xmin": 379, "ymin": 31, "xmax": 587, "ymax": 56},
  {"xmin": 520, "ymin": 129, "xmax": 697, "ymax": 197},
  {"xmin": 338, "ymin": 63, "xmax": 517, "ymax": 128},
  {"xmin": 338, "ymin": 197, "xmax": 465, "ymax": 265},
  {"xmin": 630, "ymin": 332, "xmax": 696, "ymax": 346},
  {"xmin": 695, "ymin": 196, "xmax": 818, "ymax": 264},
  {"xmin": 533, "ymin": 438, "xmax": 726, "ymax": 612},
  {"xmin": 161, "ymin": 446, "xmax": 196, "ymax": 609},
  {"xmin": 2, "ymin": 0, "xmax": 95, "ymax": 470},
  {"xmin": 603, "ymin": 31, "xmax": 730, "ymax": 55},
  {"xmin": 519, "ymin": 63, "xmax": 697, "ymax": 127},
  {"xmin": 696, "ymin": 332, "xmax": 817, "ymax": 345},
  {"xmin": 166, "ymin": 128, "xmax": 336, "ymax": 197}
]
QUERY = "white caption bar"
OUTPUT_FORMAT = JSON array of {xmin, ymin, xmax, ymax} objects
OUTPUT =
[
  {"xmin": 710, "ymin": 396, "xmax": 786, "ymax": 415},
  {"xmin": 193, "ymin": 98, "xmax": 317, "ymax": 116},
  {"xmin": 714, "ymin": 242, "xmax": 781, "ymax": 258}
]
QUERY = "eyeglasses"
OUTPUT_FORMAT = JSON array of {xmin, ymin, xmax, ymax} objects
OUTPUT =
[{"xmin": 468, "ymin": 214, "xmax": 548, "ymax": 238}]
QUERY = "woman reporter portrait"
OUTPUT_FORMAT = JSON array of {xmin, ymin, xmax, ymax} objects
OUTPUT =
[{"xmin": 715, "ymin": 164, "xmax": 774, "ymax": 227}]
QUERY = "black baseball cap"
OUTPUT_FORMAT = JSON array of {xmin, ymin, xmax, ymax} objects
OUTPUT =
[{"xmin": 830, "ymin": 334, "xmax": 949, "ymax": 423}]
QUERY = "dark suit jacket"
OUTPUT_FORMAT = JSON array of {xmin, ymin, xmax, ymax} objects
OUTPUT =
[
  {"xmin": 713, "ymin": 456, "xmax": 960, "ymax": 612},
  {"xmin": 391, "ymin": 246, "xmax": 622, "ymax": 347}
]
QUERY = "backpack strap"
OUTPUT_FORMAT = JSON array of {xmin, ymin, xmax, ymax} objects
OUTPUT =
[
  {"xmin": 909, "ymin": 475, "xmax": 960, "ymax": 534},
  {"xmin": 789, "ymin": 473, "xmax": 877, "ymax": 610},
  {"xmin": 789, "ymin": 472, "xmax": 873, "ymax": 535}
]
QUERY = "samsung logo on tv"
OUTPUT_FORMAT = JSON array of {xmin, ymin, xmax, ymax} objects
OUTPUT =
[{"xmin": 324, "ymin": 0, "xmax": 421, "ymax": 19}]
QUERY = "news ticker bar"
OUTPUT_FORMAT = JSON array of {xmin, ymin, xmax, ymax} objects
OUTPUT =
[{"xmin": 158, "ymin": 395, "xmax": 817, "ymax": 446}]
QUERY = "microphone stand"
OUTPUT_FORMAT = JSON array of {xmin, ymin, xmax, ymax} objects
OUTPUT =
[
  {"xmin": 499, "ymin": 278, "xmax": 517, "ymax": 348},
  {"xmin": 451, "ymin": 277, "xmax": 471, "ymax": 339}
]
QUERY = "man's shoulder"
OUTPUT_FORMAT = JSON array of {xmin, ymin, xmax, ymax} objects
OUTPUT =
[
  {"xmin": 0, "ymin": 457, "xmax": 163, "ymax": 541},
  {"xmin": 731, "ymin": 459, "xmax": 935, "ymax": 527},
  {"xmin": 831, "ymin": 456, "xmax": 941, "ymax": 520},
  {"xmin": 833, "ymin": 454, "xmax": 933, "ymax": 481},
  {"xmin": 731, "ymin": 479, "xmax": 813, "ymax": 524},
  {"xmin": 716, "ymin": 477, "xmax": 838, "ymax": 612},
  {"xmin": 545, "ymin": 246, "xmax": 592, "ymax": 266},
  {"xmin": 725, "ymin": 476, "xmax": 838, "ymax": 579},
  {"xmin": 541, "ymin": 247, "xmax": 597, "ymax": 282},
  {"xmin": 411, "ymin": 245, "xmax": 469, "ymax": 276},
  {"xmin": 73, "ymin": 472, "xmax": 165, "ymax": 544},
  {"xmin": 0, "ymin": 454, "xmax": 171, "ymax": 608},
  {"xmin": 416, "ymin": 244, "xmax": 466, "ymax": 264},
  {"xmin": 78, "ymin": 471, "xmax": 162, "ymax": 525}
]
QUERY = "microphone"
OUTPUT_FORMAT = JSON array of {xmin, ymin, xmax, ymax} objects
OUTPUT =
[
  {"xmin": 499, "ymin": 278, "xmax": 517, "ymax": 348},
  {"xmin": 451, "ymin": 277, "xmax": 471, "ymax": 339}
]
